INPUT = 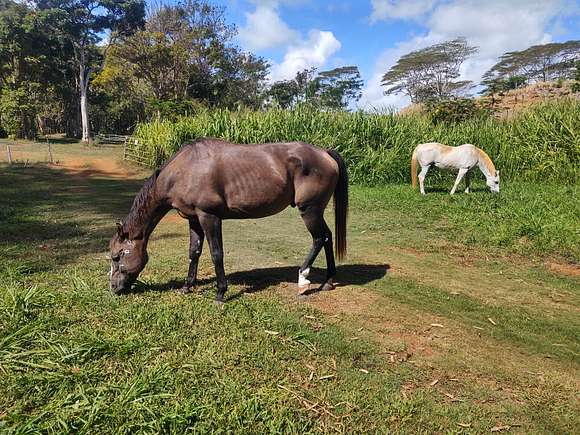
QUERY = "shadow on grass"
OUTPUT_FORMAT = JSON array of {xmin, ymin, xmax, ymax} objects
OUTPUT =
[
  {"xmin": 0, "ymin": 163, "xmax": 147, "ymax": 266},
  {"xmin": 131, "ymin": 263, "xmax": 390, "ymax": 301}
]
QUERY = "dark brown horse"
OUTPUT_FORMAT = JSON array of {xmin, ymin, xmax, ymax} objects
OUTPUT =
[{"xmin": 109, "ymin": 138, "xmax": 348, "ymax": 303}]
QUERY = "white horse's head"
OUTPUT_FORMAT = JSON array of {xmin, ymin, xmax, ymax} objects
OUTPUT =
[{"xmin": 486, "ymin": 170, "xmax": 500, "ymax": 193}]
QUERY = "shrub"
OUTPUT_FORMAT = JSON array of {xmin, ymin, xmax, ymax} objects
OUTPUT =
[{"xmin": 425, "ymin": 98, "xmax": 490, "ymax": 124}]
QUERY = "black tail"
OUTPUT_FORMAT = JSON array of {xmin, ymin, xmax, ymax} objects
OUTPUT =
[{"xmin": 327, "ymin": 149, "xmax": 348, "ymax": 261}]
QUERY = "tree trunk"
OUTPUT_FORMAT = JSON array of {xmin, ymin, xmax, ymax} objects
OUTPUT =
[{"xmin": 79, "ymin": 62, "xmax": 91, "ymax": 143}]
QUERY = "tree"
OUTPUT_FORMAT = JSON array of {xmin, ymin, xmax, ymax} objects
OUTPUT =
[
  {"xmin": 483, "ymin": 41, "xmax": 580, "ymax": 86},
  {"xmin": 381, "ymin": 38, "xmax": 478, "ymax": 103},
  {"xmin": 268, "ymin": 79, "xmax": 299, "ymax": 109},
  {"xmin": 35, "ymin": 0, "xmax": 145, "ymax": 142},
  {"xmin": 314, "ymin": 66, "xmax": 363, "ymax": 109},
  {"xmin": 109, "ymin": 0, "xmax": 268, "ymax": 113},
  {"xmin": 268, "ymin": 66, "xmax": 363, "ymax": 110},
  {"xmin": 0, "ymin": 0, "xmax": 74, "ymax": 138}
]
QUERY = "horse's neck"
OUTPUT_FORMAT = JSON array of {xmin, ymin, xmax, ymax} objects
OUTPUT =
[
  {"xmin": 125, "ymin": 193, "xmax": 171, "ymax": 246},
  {"xmin": 477, "ymin": 153, "xmax": 494, "ymax": 179}
]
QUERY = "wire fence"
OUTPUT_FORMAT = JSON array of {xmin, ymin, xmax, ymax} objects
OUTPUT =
[
  {"xmin": 1, "ymin": 142, "xmax": 55, "ymax": 165},
  {"xmin": 123, "ymin": 137, "xmax": 155, "ymax": 167}
]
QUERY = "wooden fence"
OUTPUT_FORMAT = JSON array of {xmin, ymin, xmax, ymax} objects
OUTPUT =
[{"xmin": 3, "ymin": 142, "xmax": 54, "ymax": 164}]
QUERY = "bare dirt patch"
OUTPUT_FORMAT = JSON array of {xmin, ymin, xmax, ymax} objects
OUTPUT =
[
  {"xmin": 546, "ymin": 261, "xmax": 580, "ymax": 278},
  {"xmin": 51, "ymin": 157, "xmax": 143, "ymax": 179}
]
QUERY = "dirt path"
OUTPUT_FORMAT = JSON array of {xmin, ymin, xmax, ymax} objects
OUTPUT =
[{"xmin": 50, "ymin": 156, "xmax": 143, "ymax": 179}]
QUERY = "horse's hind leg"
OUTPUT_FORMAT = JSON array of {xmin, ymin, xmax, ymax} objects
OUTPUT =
[
  {"xmin": 464, "ymin": 170, "xmax": 472, "ymax": 193},
  {"xmin": 298, "ymin": 207, "xmax": 334, "ymax": 294},
  {"xmin": 180, "ymin": 217, "xmax": 204, "ymax": 294},
  {"xmin": 418, "ymin": 165, "xmax": 430, "ymax": 195}
]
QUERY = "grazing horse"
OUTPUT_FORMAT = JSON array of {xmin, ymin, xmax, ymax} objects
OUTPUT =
[
  {"xmin": 411, "ymin": 142, "xmax": 500, "ymax": 195},
  {"xmin": 109, "ymin": 138, "xmax": 348, "ymax": 303}
]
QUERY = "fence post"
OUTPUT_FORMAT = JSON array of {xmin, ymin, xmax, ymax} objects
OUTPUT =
[
  {"xmin": 7, "ymin": 145, "xmax": 12, "ymax": 164},
  {"xmin": 47, "ymin": 142, "xmax": 54, "ymax": 164}
]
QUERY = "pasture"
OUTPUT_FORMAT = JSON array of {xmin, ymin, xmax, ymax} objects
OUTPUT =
[{"xmin": 1, "ymin": 141, "xmax": 578, "ymax": 433}]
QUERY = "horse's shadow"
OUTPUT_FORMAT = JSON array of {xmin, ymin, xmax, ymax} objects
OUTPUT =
[{"xmin": 132, "ymin": 263, "xmax": 389, "ymax": 301}]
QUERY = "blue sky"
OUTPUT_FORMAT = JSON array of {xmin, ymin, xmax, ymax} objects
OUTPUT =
[{"xmin": 220, "ymin": 0, "xmax": 580, "ymax": 109}]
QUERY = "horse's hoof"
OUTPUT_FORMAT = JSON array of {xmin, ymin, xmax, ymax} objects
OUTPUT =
[
  {"xmin": 214, "ymin": 299, "xmax": 225, "ymax": 307},
  {"xmin": 320, "ymin": 280, "xmax": 335, "ymax": 292},
  {"xmin": 178, "ymin": 286, "xmax": 191, "ymax": 295}
]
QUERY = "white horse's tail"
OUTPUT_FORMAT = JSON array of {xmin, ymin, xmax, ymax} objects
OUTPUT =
[{"xmin": 411, "ymin": 148, "xmax": 418, "ymax": 189}]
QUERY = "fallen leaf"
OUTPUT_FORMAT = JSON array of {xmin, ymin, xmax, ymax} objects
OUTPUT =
[
  {"xmin": 491, "ymin": 425, "xmax": 511, "ymax": 432},
  {"xmin": 264, "ymin": 330, "xmax": 280, "ymax": 335},
  {"xmin": 430, "ymin": 323, "xmax": 444, "ymax": 328},
  {"xmin": 458, "ymin": 423, "xmax": 471, "ymax": 428},
  {"xmin": 429, "ymin": 379, "xmax": 439, "ymax": 386},
  {"xmin": 359, "ymin": 368, "xmax": 369, "ymax": 374},
  {"xmin": 488, "ymin": 318, "xmax": 497, "ymax": 326}
]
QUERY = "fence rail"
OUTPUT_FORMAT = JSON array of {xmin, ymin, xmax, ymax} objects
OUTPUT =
[
  {"xmin": 95, "ymin": 134, "xmax": 129, "ymax": 147},
  {"xmin": 123, "ymin": 137, "xmax": 155, "ymax": 167}
]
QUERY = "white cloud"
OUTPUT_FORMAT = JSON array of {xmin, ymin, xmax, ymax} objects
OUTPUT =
[
  {"xmin": 370, "ymin": 0, "xmax": 437, "ymax": 22},
  {"xmin": 361, "ymin": 0, "xmax": 575, "ymax": 109},
  {"xmin": 270, "ymin": 30, "xmax": 342, "ymax": 81},
  {"xmin": 238, "ymin": 1, "xmax": 300, "ymax": 51}
]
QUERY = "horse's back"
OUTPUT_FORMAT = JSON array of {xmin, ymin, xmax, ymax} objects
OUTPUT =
[
  {"xmin": 161, "ymin": 139, "xmax": 338, "ymax": 218},
  {"xmin": 414, "ymin": 142, "xmax": 479, "ymax": 169}
]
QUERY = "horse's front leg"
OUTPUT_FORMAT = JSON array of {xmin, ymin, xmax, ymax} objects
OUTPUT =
[
  {"xmin": 180, "ymin": 217, "xmax": 204, "ymax": 294},
  {"xmin": 198, "ymin": 212, "xmax": 227, "ymax": 304},
  {"xmin": 450, "ymin": 168, "xmax": 468, "ymax": 195}
]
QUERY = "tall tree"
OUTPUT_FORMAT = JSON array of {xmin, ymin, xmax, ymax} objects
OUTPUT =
[
  {"xmin": 381, "ymin": 38, "xmax": 478, "ymax": 103},
  {"xmin": 482, "ymin": 40, "xmax": 580, "ymax": 86},
  {"xmin": 268, "ymin": 66, "xmax": 363, "ymax": 110},
  {"xmin": 314, "ymin": 66, "xmax": 363, "ymax": 109},
  {"xmin": 109, "ymin": 0, "xmax": 268, "ymax": 112},
  {"xmin": 35, "ymin": 0, "xmax": 145, "ymax": 142},
  {"xmin": 0, "ymin": 0, "xmax": 74, "ymax": 138}
]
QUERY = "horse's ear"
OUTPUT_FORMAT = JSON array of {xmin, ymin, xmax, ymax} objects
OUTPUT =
[{"xmin": 116, "ymin": 221, "xmax": 126, "ymax": 239}]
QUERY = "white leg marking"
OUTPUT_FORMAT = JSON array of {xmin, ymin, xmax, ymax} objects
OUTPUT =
[{"xmin": 298, "ymin": 267, "xmax": 311, "ymax": 290}]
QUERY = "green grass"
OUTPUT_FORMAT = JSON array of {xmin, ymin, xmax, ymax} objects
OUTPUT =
[
  {"xmin": 0, "ymin": 150, "xmax": 579, "ymax": 433},
  {"xmin": 132, "ymin": 99, "xmax": 580, "ymax": 184}
]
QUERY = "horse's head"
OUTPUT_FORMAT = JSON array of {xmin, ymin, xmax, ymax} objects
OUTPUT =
[
  {"xmin": 486, "ymin": 170, "xmax": 500, "ymax": 193},
  {"xmin": 109, "ymin": 222, "xmax": 148, "ymax": 294}
]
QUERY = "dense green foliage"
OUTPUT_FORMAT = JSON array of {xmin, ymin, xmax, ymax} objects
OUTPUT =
[
  {"xmin": 133, "ymin": 99, "xmax": 579, "ymax": 185},
  {"xmin": 425, "ymin": 98, "xmax": 490, "ymax": 124}
]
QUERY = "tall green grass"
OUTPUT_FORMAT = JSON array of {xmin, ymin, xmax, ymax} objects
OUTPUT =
[{"xmin": 133, "ymin": 99, "xmax": 579, "ymax": 184}]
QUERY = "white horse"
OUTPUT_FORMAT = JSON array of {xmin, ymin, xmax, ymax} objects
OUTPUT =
[{"xmin": 411, "ymin": 143, "xmax": 500, "ymax": 195}]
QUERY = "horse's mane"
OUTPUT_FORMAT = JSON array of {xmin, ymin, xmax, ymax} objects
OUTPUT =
[
  {"xmin": 122, "ymin": 170, "xmax": 160, "ymax": 238},
  {"xmin": 122, "ymin": 142, "xmax": 197, "ymax": 238},
  {"xmin": 477, "ymin": 148, "xmax": 497, "ymax": 176}
]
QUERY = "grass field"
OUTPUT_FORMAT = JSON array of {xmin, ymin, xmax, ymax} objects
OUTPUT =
[{"xmin": 0, "ymin": 143, "xmax": 579, "ymax": 433}]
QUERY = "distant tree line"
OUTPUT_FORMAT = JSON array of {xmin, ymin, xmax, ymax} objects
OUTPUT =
[
  {"xmin": 2, "ymin": 0, "xmax": 578, "ymax": 140},
  {"xmin": 0, "ymin": 0, "xmax": 363, "ymax": 140},
  {"xmin": 381, "ymin": 38, "xmax": 580, "ymax": 103}
]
